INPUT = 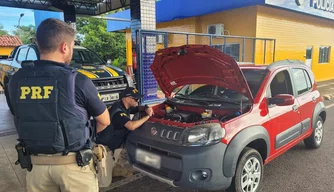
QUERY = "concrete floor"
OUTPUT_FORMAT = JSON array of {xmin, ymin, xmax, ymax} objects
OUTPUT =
[{"xmin": 0, "ymin": 95, "xmax": 26, "ymax": 192}]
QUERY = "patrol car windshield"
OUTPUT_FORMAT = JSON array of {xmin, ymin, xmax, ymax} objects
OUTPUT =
[{"xmin": 71, "ymin": 48, "xmax": 105, "ymax": 66}]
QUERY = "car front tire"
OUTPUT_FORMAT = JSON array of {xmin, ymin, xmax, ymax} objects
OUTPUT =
[
  {"xmin": 304, "ymin": 116, "xmax": 324, "ymax": 149},
  {"xmin": 226, "ymin": 147, "xmax": 264, "ymax": 192}
]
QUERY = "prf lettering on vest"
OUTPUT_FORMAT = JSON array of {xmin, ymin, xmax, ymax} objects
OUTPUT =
[{"xmin": 20, "ymin": 86, "xmax": 54, "ymax": 99}]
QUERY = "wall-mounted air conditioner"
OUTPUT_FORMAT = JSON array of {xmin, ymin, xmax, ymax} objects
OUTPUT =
[
  {"xmin": 156, "ymin": 34, "xmax": 164, "ymax": 43},
  {"xmin": 207, "ymin": 24, "xmax": 224, "ymax": 35}
]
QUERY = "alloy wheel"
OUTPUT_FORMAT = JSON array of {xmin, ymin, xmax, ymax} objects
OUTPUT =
[
  {"xmin": 241, "ymin": 157, "xmax": 261, "ymax": 192},
  {"xmin": 314, "ymin": 120, "xmax": 323, "ymax": 145}
]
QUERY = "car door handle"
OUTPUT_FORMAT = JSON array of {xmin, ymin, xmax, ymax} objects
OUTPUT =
[{"xmin": 292, "ymin": 105, "xmax": 299, "ymax": 111}]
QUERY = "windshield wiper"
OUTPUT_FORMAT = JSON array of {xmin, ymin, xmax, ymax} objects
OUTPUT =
[
  {"xmin": 174, "ymin": 94, "xmax": 188, "ymax": 99},
  {"xmin": 203, "ymin": 97, "xmax": 244, "ymax": 105}
]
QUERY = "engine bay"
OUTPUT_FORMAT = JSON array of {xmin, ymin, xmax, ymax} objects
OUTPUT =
[{"xmin": 151, "ymin": 102, "xmax": 245, "ymax": 125}]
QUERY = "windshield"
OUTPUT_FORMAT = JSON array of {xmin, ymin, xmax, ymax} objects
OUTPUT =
[
  {"xmin": 174, "ymin": 69, "xmax": 267, "ymax": 102},
  {"xmin": 174, "ymin": 84, "xmax": 248, "ymax": 103},
  {"xmin": 71, "ymin": 48, "xmax": 105, "ymax": 66},
  {"xmin": 241, "ymin": 69, "xmax": 268, "ymax": 97}
]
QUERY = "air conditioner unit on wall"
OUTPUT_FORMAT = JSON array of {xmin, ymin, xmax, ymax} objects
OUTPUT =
[
  {"xmin": 156, "ymin": 34, "xmax": 164, "ymax": 44},
  {"xmin": 207, "ymin": 24, "xmax": 224, "ymax": 35}
]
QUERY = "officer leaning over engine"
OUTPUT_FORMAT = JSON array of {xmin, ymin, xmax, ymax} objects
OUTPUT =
[
  {"xmin": 8, "ymin": 18, "xmax": 110, "ymax": 192},
  {"xmin": 96, "ymin": 87, "xmax": 153, "ymax": 153}
]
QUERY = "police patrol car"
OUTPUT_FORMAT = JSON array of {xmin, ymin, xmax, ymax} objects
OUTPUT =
[{"xmin": 0, "ymin": 42, "xmax": 135, "ymax": 114}]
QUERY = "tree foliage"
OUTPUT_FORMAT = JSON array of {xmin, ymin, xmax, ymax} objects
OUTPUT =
[
  {"xmin": 76, "ymin": 17, "xmax": 126, "ymax": 70},
  {"xmin": 12, "ymin": 25, "xmax": 36, "ymax": 44},
  {"xmin": 0, "ymin": 24, "xmax": 8, "ymax": 35}
]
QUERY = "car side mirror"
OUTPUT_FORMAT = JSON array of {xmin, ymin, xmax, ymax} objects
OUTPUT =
[
  {"xmin": 268, "ymin": 94, "xmax": 294, "ymax": 106},
  {"xmin": 21, "ymin": 60, "xmax": 34, "ymax": 68}
]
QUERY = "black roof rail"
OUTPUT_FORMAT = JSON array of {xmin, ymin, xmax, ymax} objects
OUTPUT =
[{"xmin": 266, "ymin": 59, "xmax": 305, "ymax": 70}]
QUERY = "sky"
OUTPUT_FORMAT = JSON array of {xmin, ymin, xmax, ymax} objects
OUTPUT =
[{"xmin": 0, "ymin": 6, "xmax": 35, "ymax": 35}]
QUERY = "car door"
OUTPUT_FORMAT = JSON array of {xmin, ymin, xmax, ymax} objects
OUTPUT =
[
  {"xmin": 266, "ymin": 69, "xmax": 301, "ymax": 151},
  {"xmin": 12, "ymin": 46, "xmax": 29, "ymax": 68},
  {"xmin": 290, "ymin": 67, "xmax": 315, "ymax": 135}
]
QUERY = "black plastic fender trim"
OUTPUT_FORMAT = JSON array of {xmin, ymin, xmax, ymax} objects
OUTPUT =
[
  {"xmin": 312, "ymin": 102, "xmax": 326, "ymax": 129},
  {"xmin": 223, "ymin": 126, "xmax": 270, "ymax": 178}
]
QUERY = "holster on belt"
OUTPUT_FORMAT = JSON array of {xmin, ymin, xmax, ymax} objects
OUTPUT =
[{"xmin": 94, "ymin": 144, "xmax": 112, "ymax": 187}]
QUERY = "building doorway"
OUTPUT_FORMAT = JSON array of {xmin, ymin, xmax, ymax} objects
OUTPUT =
[{"xmin": 305, "ymin": 46, "xmax": 313, "ymax": 69}]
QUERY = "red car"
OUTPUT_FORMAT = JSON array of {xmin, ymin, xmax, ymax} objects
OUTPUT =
[{"xmin": 125, "ymin": 45, "xmax": 326, "ymax": 192}]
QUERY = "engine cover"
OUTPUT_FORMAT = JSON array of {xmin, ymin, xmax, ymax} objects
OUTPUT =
[{"xmin": 164, "ymin": 110, "xmax": 201, "ymax": 123}]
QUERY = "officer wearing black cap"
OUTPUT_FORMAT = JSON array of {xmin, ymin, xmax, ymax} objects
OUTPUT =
[
  {"xmin": 96, "ymin": 87, "xmax": 153, "ymax": 152},
  {"xmin": 7, "ymin": 18, "xmax": 110, "ymax": 192}
]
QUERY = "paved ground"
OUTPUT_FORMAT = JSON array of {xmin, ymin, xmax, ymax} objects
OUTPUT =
[
  {"xmin": 107, "ymin": 100, "xmax": 334, "ymax": 192},
  {"xmin": 316, "ymin": 79, "xmax": 334, "ymax": 99},
  {"xmin": 0, "ymin": 95, "xmax": 16, "ymax": 137}
]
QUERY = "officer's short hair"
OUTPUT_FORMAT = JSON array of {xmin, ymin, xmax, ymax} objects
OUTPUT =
[{"xmin": 36, "ymin": 18, "xmax": 76, "ymax": 54}]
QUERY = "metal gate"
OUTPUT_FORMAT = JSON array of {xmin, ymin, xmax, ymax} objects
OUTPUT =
[{"xmin": 135, "ymin": 29, "xmax": 276, "ymax": 105}]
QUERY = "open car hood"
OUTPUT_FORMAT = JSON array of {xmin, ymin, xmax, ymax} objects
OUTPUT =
[{"xmin": 150, "ymin": 45, "xmax": 253, "ymax": 101}]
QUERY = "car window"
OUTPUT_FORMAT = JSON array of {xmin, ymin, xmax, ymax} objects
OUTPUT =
[
  {"xmin": 26, "ymin": 48, "xmax": 38, "ymax": 61},
  {"xmin": 292, "ymin": 68, "xmax": 312, "ymax": 95},
  {"xmin": 9, "ymin": 46, "xmax": 19, "ymax": 59},
  {"xmin": 268, "ymin": 70, "xmax": 293, "ymax": 98},
  {"xmin": 17, "ymin": 47, "xmax": 28, "ymax": 62},
  {"xmin": 304, "ymin": 70, "xmax": 312, "ymax": 90},
  {"xmin": 70, "ymin": 48, "xmax": 105, "ymax": 66}
]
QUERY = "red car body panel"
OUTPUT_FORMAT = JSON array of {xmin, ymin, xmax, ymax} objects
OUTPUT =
[{"xmin": 226, "ymin": 65, "xmax": 322, "ymax": 165}]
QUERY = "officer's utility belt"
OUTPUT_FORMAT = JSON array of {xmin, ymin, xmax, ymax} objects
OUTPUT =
[
  {"xmin": 15, "ymin": 142, "xmax": 94, "ymax": 172},
  {"xmin": 31, "ymin": 149, "xmax": 93, "ymax": 167},
  {"xmin": 31, "ymin": 152, "xmax": 77, "ymax": 165}
]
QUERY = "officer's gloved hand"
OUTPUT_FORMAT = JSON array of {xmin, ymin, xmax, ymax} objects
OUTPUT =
[{"xmin": 145, "ymin": 106, "xmax": 154, "ymax": 117}]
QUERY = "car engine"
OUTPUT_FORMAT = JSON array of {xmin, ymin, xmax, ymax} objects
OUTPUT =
[{"xmin": 162, "ymin": 110, "xmax": 202, "ymax": 123}]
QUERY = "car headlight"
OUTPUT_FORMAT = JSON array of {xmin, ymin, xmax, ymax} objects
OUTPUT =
[
  {"xmin": 125, "ymin": 73, "xmax": 135, "ymax": 87},
  {"xmin": 181, "ymin": 123, "xmax": 225, "ymax": 146}
]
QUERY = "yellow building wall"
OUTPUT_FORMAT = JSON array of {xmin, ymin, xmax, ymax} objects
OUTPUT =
[
  {"xmin": 156, "ymin": 17, "xmax": 197, "ymax": 49},
  {"xmin": 255, "ymin": 5, "xmax": 334, "ymax": 81},
  {"xmin": 195, "ymin": 6, "xmax": 257, "ymax": 63},
  {"xmin": 124, "ymin": 5, "xmax": 334, "ymax": 81},
  {"xmin": 125, "ymin": 7, "xmax": 258, "ymax": 62},
  {"xmin": 0, "ymin": 47, "xmax": 15, "ymax": 56}
]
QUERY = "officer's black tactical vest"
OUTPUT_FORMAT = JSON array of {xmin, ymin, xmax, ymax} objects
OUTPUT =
[
  {"xmin": 96, "ymin": 101, "xmax": 129, "ymax": 151},
  {"xmin": 9, "ymin": 61, "xmax": 90, "ymax": 154}
]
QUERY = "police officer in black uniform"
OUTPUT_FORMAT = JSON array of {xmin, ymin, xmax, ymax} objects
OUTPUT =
[
  {"xmin": 96, "ymin": 87, "xmax": 153, "ymax": 152},
  {"xmin": 8, "ymin": 18, "xmax": 110, "ymax": 192}
]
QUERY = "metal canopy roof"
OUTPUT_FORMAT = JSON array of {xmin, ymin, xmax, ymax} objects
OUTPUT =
[{"xmin": 0, "ymin": 0, "xmax": 130, "ymax": 16}]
